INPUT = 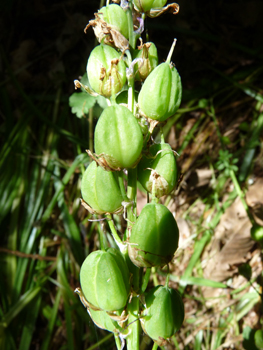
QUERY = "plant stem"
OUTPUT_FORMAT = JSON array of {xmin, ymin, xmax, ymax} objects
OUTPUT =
[
  {"xmin": 97, "ymin": 218, "xmax": 106, "ymax": 251},
  {"xmin": 106, "ymin": 215, "xmax": 126, "ymax": 251},
  {"xmin": 126, "ymin": 167, "xmax": 140, "ymax": 350},
  {"xmin": 127, "ymin": 167, "xmax": 137, "ymax": 224},
  {"xmin": 141, "ymin": 268, "xmax": 151, "ymax": 293},
  {"xmin": 117, "ymin": 171, "xmax": 129, "ymax": 202},
  {"xmin": 127, "ymin": 1, "xmax": 138, "ymax": 50},
  {"xmin": 88, "ymin": 108, "xmax": 93, "ymax": 153},
  {"xmin": 125, "ymin": 12, "xmax": 141, "ymax": 346},
  {"xmin": 229, "ymin": 169, "xmax": 254, "ymax": 224},
  {"xmin": 114, "ymin": 334, "xmax": 122, "ymax": 350},
  {"xmin": 151, "ymin": 267, "xmax": 159, "ymax": 286},
  {"xmin": 152, "ymin": 342, "xmax": 159, "ymax": 350},
  {"xmin": 126, "ymin": 262, "xmax": 141, "ymax": 350}
]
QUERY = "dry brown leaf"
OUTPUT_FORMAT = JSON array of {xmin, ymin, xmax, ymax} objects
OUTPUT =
[
  {"xmin": 203, "ymin": 197, "xmax": 254, "ymax": 283},
  {"xmin": 177, "ymin": 218, "xmax": 191, "ymax": 248},
  {"xmin": 188, "ymin": 168, "xmax": 213, "ymax": 189}
]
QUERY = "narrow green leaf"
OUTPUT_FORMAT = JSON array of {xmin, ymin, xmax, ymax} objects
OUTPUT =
[
  {"xmin": 1, "ymin": 285, "xmax": 43, "ymax": 328},
  {"xmin": 18, "ymin": 296, "xmax": 41, "ymax": 350},
  {"xmin": 194, "ymin": 330, "xmax": 203, "ymax": 350},
  {"xmin": 236, "ymin": 291, "xmax": 260, "ymax": 321},
  {"xmin": 41, "ymin": 153, "xmax": 88, "ymax": 224},
  {"xmin": 179, "ymin": 276, "xmax": 227, "ymax": 289},
  {"xmin": 40, "ymin": 289, "xmax": 62, "ymax": 350},
  {"xmin": 86, "ymin": 333, "xmax": 114, "ymax": 350},
  {"xmin": 64, "ymin": 302, "xmax": 75, "ymax": 350},
  {"xmin": 179, "ymin": 231, "xmax": 210, "ymax": 293}
]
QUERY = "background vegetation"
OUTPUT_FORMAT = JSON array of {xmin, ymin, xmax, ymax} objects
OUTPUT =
[{"xmin": 0, "ymin": 0, "xmax": 263, "ymax": 349}]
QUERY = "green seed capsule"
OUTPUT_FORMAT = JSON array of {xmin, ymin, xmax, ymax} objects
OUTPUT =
[
  {"xmin": 134, "ymin": 42, "xmax": 158, "ymax": 81},
  {"xmin": 81, "ymin": 161, "xmax": 123, "ymax": 214},
  {"xmin": 95, "ymin": 105, "xmax": 143, "ymax": 169},
  {"xmin": 255, "ymin": 329, "xmax": 263, "ymax": 349},
  {"xmin": 133, "ymin": 0, "xmax": 155, "ymax": 12},
  {"xmin": 87, "ymin": 45, "xmax": 126, "ymax": 97},
  {"xmin": 128, "ymin": 203, "xmax": 179, "ymax": 267},
  {"xmin": 80, "ymin": 248, "xmax": 130, "ymax": 312},
  {"xmin": 138, "ymin": 142, "xmax": 178, "ymax": 197},
  {"xmin": 138, "ymin": 61, "xmax": 182, "ymax": 121},
  {"xmin": 250, "ymin": 224, "xmax": 263, "ymax": 242},
  {"xmin": 141, "ymin": 285, "xmax": 184, "ymax": 345},
  {"xmin": 151, "ymin": 0, "xmax": 167, "ymax": 7},
  {"xmin": 98, "ymin": 4, "xmax": 129, "ymax": 39}
]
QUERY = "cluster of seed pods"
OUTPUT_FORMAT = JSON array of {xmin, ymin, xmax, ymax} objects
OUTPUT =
[{"xmin": 75, "ymin": 1, "xmax": 184, "ymax": 348}]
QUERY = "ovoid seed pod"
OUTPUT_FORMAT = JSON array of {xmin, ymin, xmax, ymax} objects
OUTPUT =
[
  {"xmin": 87, "ymin": 45, "xmax": 126, "ymax": 97},
  {"xmin": 138, "ymin": 61, "xmax": 182, "ymax": 121},
  {"xmin": 254, "ymin": 329, "xmax": 263, "ymax": 349},
  {"xmin": 98, "ymin": 4, "xmax": 129, "ymax": 39},
  {"xmin": 141, "ymin": 285, "xmax": 184, "ymax": 345},
  {"xmin": 94, "ymin": 105, "xmax": 143, "ymax": 169},
  {"xmin": 250, "ymin": 224, "xmax": 263, "ymax": 242},
  {"xmin": 128, "ymin": 203, "xmax": 179, "ymax": 267},
  {"xmin": 138, "ymin": 142, "xmax": 178, "ymax": 197},
  {"xmin": 81, "ymin": 161, "xmax": 123, "ymax": 214},
  {"xmin": 80, "ymin": 248, "xmax": 130, "ymax": 312},
  {"xmin": 134, "ymin": 42, "xmax": 158, "ymax": 81},
  {"xmin": 133, "ymin": 0, "xmax": 155, "ymax": 12},
  {"xmin": 151, "ymin": 0, "xmax": 167, "ymax": 7}
]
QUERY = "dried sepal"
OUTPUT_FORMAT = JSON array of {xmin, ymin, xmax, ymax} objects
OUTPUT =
[
  {"xmin": 75, "ymin": 288, "xmax": 122, "ymax": 334},
  {"xmin": 106, "ymin": 310, "xmax": 129, "ymax": 323},
  {"xmin": 75, "ymin": 288, "xmax": 102, "ymax": 311},
  {"xmin": 134, "ymin": 41, "xmax": 158, "ymax": 81},
  {"xmin": 84, "ymin": 13, "xmax": 129, "ymax": 52},
  {"xmin": 81, "ymin": 198, "xmax": 123, "ymax": 215},
  {"xmin": 86, "ymin": 149, "xmax": 122, "ymax": 172},
  {"xmin": 74, "ymin": 79, "xmax": 99, "ymax": 97},
  {"xmin": 147, "ymin": 3, "xmax": 179, "ymax": 18},
  {"xmin": 138, "ymin": 143, "xmax": 178, "ymax": 198}
]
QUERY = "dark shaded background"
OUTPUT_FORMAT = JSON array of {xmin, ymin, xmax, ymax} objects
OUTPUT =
[{"xmin": 2, "ymin": 0, "xmax": 263, "ymax": 127}]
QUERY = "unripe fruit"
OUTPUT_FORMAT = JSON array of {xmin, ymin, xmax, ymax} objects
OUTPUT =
[
  {"xmin": 87, "ymin": 45, "xmax": 126, "ymax": 97},
  {"xmin": 141, "ymin": 285, "xmax": 184, "ymax": 345},
  {"xmin": 138, "ymin": 61, "xmax": 182, "ymax": 121},
  {"xmin": 138, "ymin": 142, "xmax": 178, "ymax": 197},
  {"xmin": 80, "ymin": 248, "xmax": 130, "ymax": 312},
  {"xmin": 94, "ymin": 105, "xmax": 143, "ymax": 169},
  {"xmin": 152, "ymin": 0, "xmax": 167, "ymax": 7},
  {"xmin": 133, "ymin": 0, "xmax": 155, "ymax": 12},
  {"xmin": 134, "ymin": 42, "xmax": 158, "ymax": 81},
  {"xmin": 81, "ymin": 161, "xmax": 123, "ymax": 214},
  {"xmin": 98, "ymin": 4, "xmax": 129, "ymax": 39},
  {"xmin": 250, "ymin": 224, "xmax": 263, "ymax": 242},
  {"xmin": 255, "ymin": 329, "xmax": 263, "ymax": 350},
  {"xmin": 128, "ymin": 203, "xmax": 179, "ymax": 267}
]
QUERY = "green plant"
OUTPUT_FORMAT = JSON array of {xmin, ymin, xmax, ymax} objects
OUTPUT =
[
  {"xmin": 141, "ymin": 284, "xmax": 184, "ymax": 345},
  {"xmin": 128, "ymin": 203, "xmax": 179, "ymax": 267},
  {"xmin": 72, "ymin": 1, "xmax": 183, "ymax": 349},
  {"xmin": 137, "ymin": 141, "xmax": 178, "ymax": 197}
]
